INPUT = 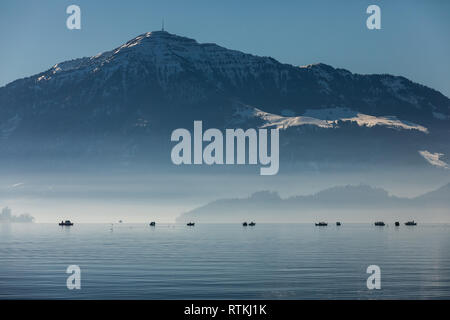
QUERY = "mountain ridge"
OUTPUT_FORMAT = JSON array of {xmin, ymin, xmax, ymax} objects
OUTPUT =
[
  {"xmin": 0, "ymin": 31, "xmax": 449, "ymax": 171},
  {"xmin": 177, "ymin": 183, "xmax": 450, "ymax": 223}
]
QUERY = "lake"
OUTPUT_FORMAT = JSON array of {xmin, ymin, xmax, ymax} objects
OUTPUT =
[{"xmin": 1, "ymin": 223, "xmax": 449, "ymax": 299}]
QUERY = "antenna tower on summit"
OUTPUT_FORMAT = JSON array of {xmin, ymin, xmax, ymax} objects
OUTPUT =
[{"xmin": 162, "ymin": 19, "xmax": 165, "ymax": 31}]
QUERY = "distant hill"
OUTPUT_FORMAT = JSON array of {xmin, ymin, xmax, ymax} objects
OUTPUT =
[
  {"xmin": 413, "ymin": 183, "xmax": 450, "ymax": 205},
  {"xmin": 176, "ymin": 183, "xmax": 450, "ymax": 223}
]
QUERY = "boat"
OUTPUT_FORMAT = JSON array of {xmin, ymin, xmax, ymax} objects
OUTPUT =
[
  {"xmin": 336, "ymin": 222, "xmax": 341, "ymax": 226},
  {"xmin": 395, "ymin": 221, "xmax": 400, "ymax": 226},
  {"xmin": 59, "ymin": 220, "xmax": 74, "ymax": 226},
  {"xmin": 405, "ymin": 220, "xmax": 417, "ymax": 226},
  {"xmin": 249, "ymin": 222, "xmax": 256, "ymax": 226},
  {"xmin": 118, "ymin": 220, "xmax": 123, "ymax": 223},
  {"xmin": 374, "ymin": 221, "xmax": 385, "ymax": 226},
  {"xmin": 187, "ymin": 222, "xmax": 195, "ymax": 226},
  {"xmin": 242, "ymin": 222, "xmax": 248, "ymax": 226},
  {"xmin": 149, "ymin": 221, "xmax": 156, "ymax": 226},
  {"xmin": 315, "ymin": 222, "xmax": 327, "ymax": 226}
]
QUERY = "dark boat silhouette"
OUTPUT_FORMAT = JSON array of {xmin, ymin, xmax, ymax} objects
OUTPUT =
[
  {"xmin": 405, "ymin": 220, "xmax": 417, "ymax": 226},
  {"xmin": 249, "ymin": 222, "xmax": 256, "ymax": 226},
  {"xmin": 395, "ymin": 221, "xmax": 400, "ymax": 226},
  {"xmin": 315, "ymin": 222, "xmax": 327, "ymax": 226},
  {"xmin": 242, "ymin": 222, "xmax": 248, "ymax": 226},
  {"xmin": 336, "ymin": 222, "xmax": 341, "ymax": 226},
  {"xmin": 59, "ymin": 220, "xmax": 73, "ymax": 226},
  {"xmin": 149, "ymin": 221, "xmax": 156, "ymax": 226},
  {"xmin": 187, "ymin": 222, "xmax": 195, "ymax": 226},
  {"xmin": 374, "ymin": 221, "xmax": 385, "ymax": 226}
]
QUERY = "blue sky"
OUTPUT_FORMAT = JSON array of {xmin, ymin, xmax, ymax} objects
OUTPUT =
[{"xmin": 0, "ymin": 0, "xmax": 449, "ymax": 96}]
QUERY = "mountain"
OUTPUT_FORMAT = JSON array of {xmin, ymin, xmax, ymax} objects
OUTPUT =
[
  {"xmin": 413, "ymin": 182, "xmax": 450, "ymax": 205},
  {"xmin": 177, "ymin": 183, "xmax": 450, "ymax": 223},
  {"xmin": 1, "ymin": 31, "xmax": 449, "ymax": 171}
]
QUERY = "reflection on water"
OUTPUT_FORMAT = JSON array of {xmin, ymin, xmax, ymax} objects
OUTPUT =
[{"xmin": 0, "ymin": 223, "xmax": 449, "ymax": 299}]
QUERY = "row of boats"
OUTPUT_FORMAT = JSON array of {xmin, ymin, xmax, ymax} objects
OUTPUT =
[
  {"xmin": 60, "ymin": 220, "xmax": 254, "ymax": 227},
  {"xmin": 149, "ymin": 221, "xmax": 196, "ymax": 226},
  {"xmin": 169, "ymin": 221, "xmax": 416, "ymax": 227},
  {"xmin": 375, "ymin": 220, "xmax": 417, "ymax": 226},
  {"xmin": 151, "ymin": 221, "xmax": 255, "ymax": 226},
  {"xmin": 315, "ymin": 221, "xmax": 417, "ymax": 226},
  {"xmin": 59, "ymin": 220, "xmax": 417, "ymax": 227}
]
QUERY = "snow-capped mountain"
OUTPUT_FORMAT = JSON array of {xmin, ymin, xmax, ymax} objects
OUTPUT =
[{"xmin": 0, "ymin": 31, "xmax": 449, "ymax": 171}]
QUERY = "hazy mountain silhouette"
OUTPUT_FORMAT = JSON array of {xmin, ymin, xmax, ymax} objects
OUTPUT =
[{"xmin": 177, "ymin": 183, "xmax": 450, "ymax": 222}]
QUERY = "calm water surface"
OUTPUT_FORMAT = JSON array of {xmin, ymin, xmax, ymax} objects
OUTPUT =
[{"xmin": 1, "ymin": 223, "xmax": 449, "ymax": 299}]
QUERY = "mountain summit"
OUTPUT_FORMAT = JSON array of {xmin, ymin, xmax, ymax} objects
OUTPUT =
[
  {"xmin": 32, "ymin": 30, "xmax": 283, "ymax": 92},
  {"xmin": 0, "ymin": 31, "xmax": 449, "ymax": 171}
]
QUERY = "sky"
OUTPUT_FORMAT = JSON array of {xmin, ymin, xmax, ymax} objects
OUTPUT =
[{"xmin": 0, "ymin": 0, "xmax": 449, "ymax": 96}]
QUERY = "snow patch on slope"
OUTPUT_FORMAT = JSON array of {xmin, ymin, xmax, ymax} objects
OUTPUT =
[
  {"xmin": 258, "ymin": 112, "xmax": 332, "ymax": 129},
  {"xmin": 232, "ymin": 106, "xmax": 332, "ymax": 129},
  {"xmin": 419, "ymin": 151, "xmax": 449, "ymax": 169},
  {"xmin": 234, "ymin": 106, "xmax": 428, "ymax": 133},
  {"xmin": 303, "ymin": 107, "xmax": 428, "ymax": 133}
]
